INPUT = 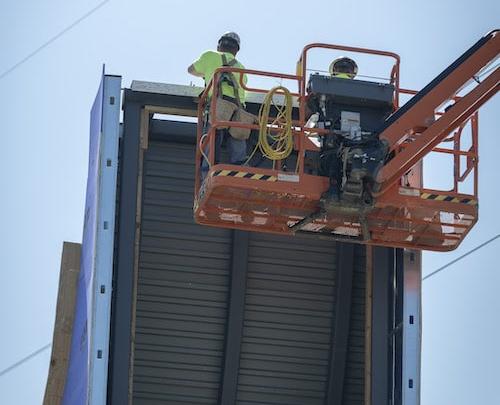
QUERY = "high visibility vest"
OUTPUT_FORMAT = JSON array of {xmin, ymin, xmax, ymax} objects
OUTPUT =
[
  {"xmin": 333, "ymin": 72, "xmax": 353, "ymax": 79},
  {"xmin": 192, "ymin": 50, "xmax": 247, "ymax": 104}
]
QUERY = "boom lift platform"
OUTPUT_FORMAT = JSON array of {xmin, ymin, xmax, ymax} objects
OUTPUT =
[{"xmin": 194, "ymin": 30, "xmax": 499, "ymax": 251}]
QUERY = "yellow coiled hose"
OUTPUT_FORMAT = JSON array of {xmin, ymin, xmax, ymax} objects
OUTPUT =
[{"xmin": 246, "ymin": 85, "xmax": 294, "ymax": 165}]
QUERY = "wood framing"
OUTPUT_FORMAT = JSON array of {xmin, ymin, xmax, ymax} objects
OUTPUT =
[{"xmin": 43, "ymin": 242, "xmax": 82, "ymax": 405}]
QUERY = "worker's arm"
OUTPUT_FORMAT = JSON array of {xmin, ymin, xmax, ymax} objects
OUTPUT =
[
  {"xmin": 189, "ymin": 51, "xmax": 212, "ymax": 78},
  {"xmin": 187, "ymin": 64, "xmax": 204, "ymax": 77}
]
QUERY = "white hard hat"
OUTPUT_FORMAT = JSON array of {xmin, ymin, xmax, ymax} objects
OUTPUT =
[
  {"xmin": 219, "ymin": 32, "xmax": 241, "ymax": 49},
  {"xmin": 329, "ymin": 56, "xmax": 358, "ymax": 78}
]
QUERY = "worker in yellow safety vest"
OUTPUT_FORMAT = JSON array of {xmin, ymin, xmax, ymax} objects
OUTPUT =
[
  {"xmin": 188, "ymin": 31, "xmax": 247, "ymax": 105},
  {"xmin": 188, "ymin": 32, "xmax": 248, "ymax": 181},
  {"xmin": 321, "ymin": 57, "xmax": 358, "ymax": 201},
  {"xmin": 329, "ymin": 56, "xmax": 358, "ymax": 79}
]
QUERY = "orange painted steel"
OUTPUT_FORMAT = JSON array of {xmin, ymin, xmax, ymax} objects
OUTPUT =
[
  {"xmin": 194, "ymin": 37, "xmax": 498, "ymax": 251},
  {"xmin": 195, "ymin": 167, "xmax": 477, "ymax": 251},
  {"xmin": 375, "ymin": 67, "xmax": 499, "ymax": 196},
  {"xmin": 380, "ymin": 32, "xmax": 499, "ymax": 149},
  {"xmin": 296, "ymin": 43, "xmax": 401, "ymax": 127}
]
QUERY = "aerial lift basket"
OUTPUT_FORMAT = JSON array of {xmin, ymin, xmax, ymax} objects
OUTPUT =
[{"xmin": 194, "ymin": 31, "xmax": 499, "ymax": 251}]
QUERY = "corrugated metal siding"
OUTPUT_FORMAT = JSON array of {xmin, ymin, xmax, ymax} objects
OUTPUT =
[
  {"xmin": 131, "ymin": 134, "xmax": 366, "ymax": 404},
  {"xmin": 237, "ymin": 233, "xmax": 336, "ymax": 405},
  {"xmin": 133, "ymin": 141, "xmax": 232, "ymax": 404},
  {"xmin": 343, "ymin": 245, "xmax": 366, "ymax": 405}
]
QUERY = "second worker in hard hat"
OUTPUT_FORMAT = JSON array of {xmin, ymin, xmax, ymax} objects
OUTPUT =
[
  {"xmin": 188, "ymin": 32, "xmax": 250, "ymax": 182},
  {"xmin": 321, "ymin": 56, "xmax": 358, "ymax": 201},
  {"xmin": 329, "ymin": 56, "xmax": 358, "ymax": 79}
]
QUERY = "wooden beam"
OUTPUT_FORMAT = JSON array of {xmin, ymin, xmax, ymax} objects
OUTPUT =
[
  {"xmin": 43, "ymin": 242, "xmax": 82, "ymax": 405},
  {"xmin": 145, "ymin": 105, "xmax": 198, "ymax": 118}
]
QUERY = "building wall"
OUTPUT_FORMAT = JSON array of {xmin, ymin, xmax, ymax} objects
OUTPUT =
[
  {"xmin": 129, "ymin": 137, "xmax": 366, "ymax": 404},
  {"xmin": 108, "ymin": 88, "xmax": 401, "ymax": 404}
]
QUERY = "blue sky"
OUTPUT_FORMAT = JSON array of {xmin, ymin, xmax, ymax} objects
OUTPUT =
[{"xmin": 0, "ymin": 1, "xmax": 498, "ymax": 404}]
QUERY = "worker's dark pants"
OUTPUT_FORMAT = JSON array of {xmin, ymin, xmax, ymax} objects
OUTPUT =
[
  {"xmin": 321, "ymin": 148, "xmax": 342, "ymax": 195},
  {"xmin": 200, "ymin": 96, "xmax": 247, "ymax": 182},
  {"xmin": 201, "ymin": 128, "xmax": 247, "ymax": 182}
]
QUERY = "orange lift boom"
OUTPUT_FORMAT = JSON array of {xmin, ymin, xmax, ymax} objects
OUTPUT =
[{"xmin": 194, "ymin": 30, "xmax": 499, "ymax": 251}]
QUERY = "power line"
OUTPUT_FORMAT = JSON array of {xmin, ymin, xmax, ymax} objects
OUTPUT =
[
  {"xmin": 0, "ymin": 0, "xmax": 111, "ymax": 81},
  {"xmin": 1, "ymin": 3, "xmax": 108, "ymax": 374},
  {"xmin": 0, "ymin": 343, "xmax": 52, "ymax": 378},
  {"xmin": 423, "ymin": 234, "xmax": 500, "ymax": 281}
]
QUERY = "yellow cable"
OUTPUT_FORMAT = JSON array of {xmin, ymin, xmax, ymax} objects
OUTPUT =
[{"xmin": 249, "ymin": 86, "xmax": 294, "ymax": 165}]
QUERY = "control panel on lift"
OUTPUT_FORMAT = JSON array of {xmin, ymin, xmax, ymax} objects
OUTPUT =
[{"xmin": 306, "ymin": 74, "xmax": 395, "ymax": 208}]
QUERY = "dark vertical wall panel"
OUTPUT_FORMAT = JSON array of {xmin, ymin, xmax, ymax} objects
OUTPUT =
[
  {"xmin": 371, "ymin": 246, "xmax": 393, "ymax": 405},
  {"xmin": 392, "ymin": 248, "xmax": 404, "ymax": 405},
  {"xmin": 342, "ymin": 245, "xmax": 366, "ymax": 405},
  {"xmin": 109, "ymin": 101, "xmax": 141, "ymax": 405},
  {"xmin": 220, "ymin": 231, "xmax": 250, "ymax": 405},
  {"xmin": 326, "ymin": 242, "xmax": 354, "ymax": 405}
]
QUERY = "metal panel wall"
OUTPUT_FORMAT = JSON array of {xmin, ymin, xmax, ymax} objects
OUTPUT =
[
  {"xmin": 342, "ymin": 245, "xmax": 367, "ymax": 405},
  {"xmin": 126, "ymin": 132, "xmax": 367, "ymax": 404},
  {"xmin": 103, "ymin": 82, "xmax": 422, "ymax": 405},
  {"xmin": 107, "ymin": 83, "xmax": 400, "ymax": 403},
  {"xmin": 133, "ymin": 141, "xmax": 232, "ymax": 404},
  {"xmin": 237, "ymin": 233, "xmax": 337, "ymax": 405}
]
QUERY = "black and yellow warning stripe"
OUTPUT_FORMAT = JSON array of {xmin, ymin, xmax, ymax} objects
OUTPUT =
[
  {"xmin": 420, "ymin": 192, "xmax": 477, "ymax": 205},
  {"xmin": 212, "ymin": 169, "xmax": 277, "ymax": 182}
]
